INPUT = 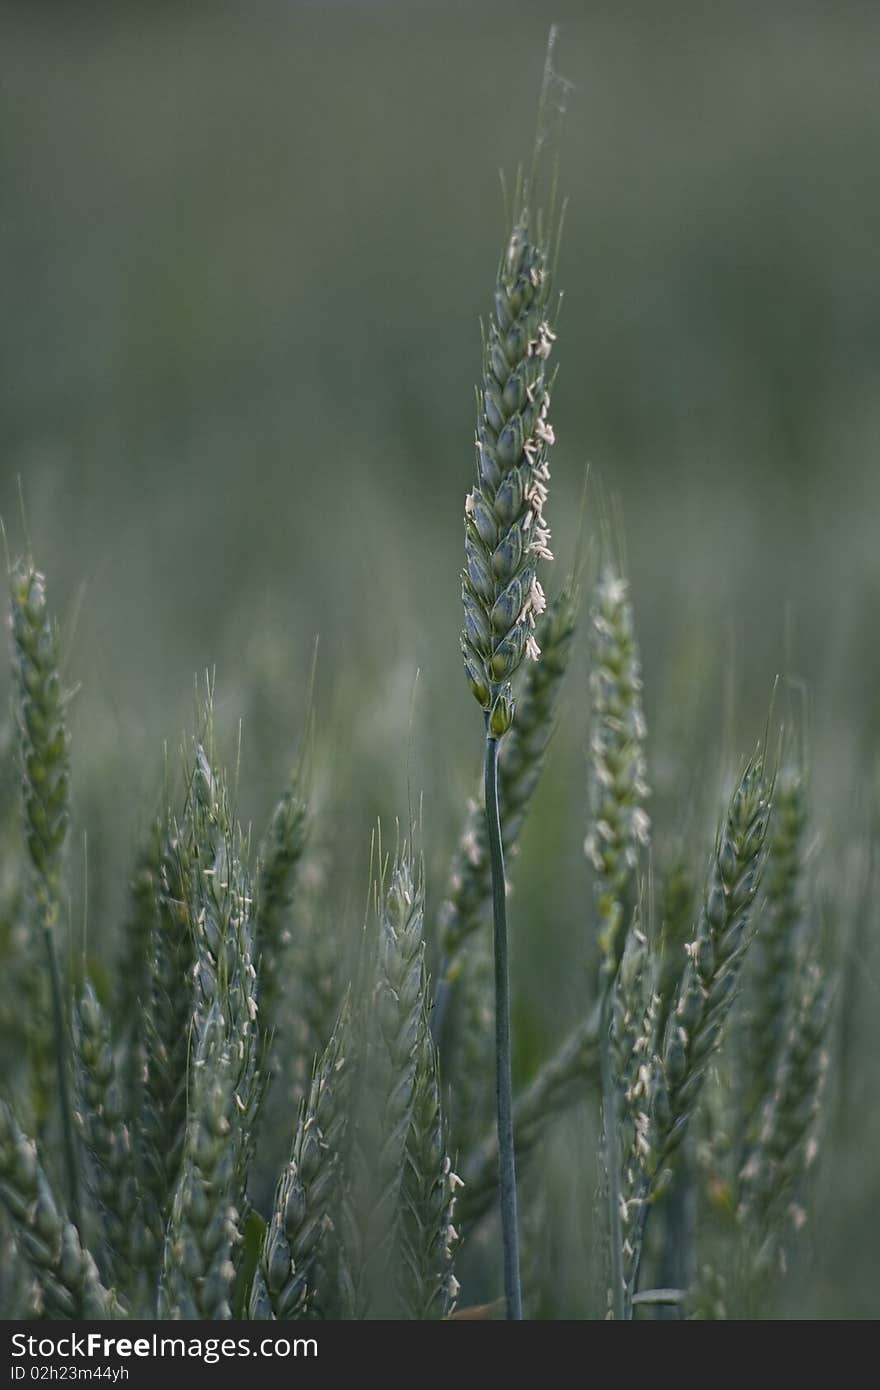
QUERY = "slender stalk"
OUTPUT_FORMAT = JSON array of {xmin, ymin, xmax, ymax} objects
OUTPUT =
[
  {"xmin": 599, "ymin": 978, "xmax": 625, "ymax": 1320},
  {"xmin": 485, "ymin": 732, "xmax": 522, "ymax": 1320},
  {"xmin": 42, "ymin": 910, "xmax": 80, "ymax": 1231}
]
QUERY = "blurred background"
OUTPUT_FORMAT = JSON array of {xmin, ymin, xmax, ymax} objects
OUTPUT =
[{"xmin": 1, "ymin": 0, "xmax": 879, "ymax": 1316}]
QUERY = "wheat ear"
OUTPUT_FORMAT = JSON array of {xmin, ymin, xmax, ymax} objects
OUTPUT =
[
  {"xmin": 137, "ymin": 811, "xmax": 195, "ymax": 1260},
  {"xmin": 737, "ymin": 766, "xmax": 806, "ymax": 1149},
  {"xmin": 585, "ymin": 566, "xmax": 650, "ymax": 1318},
  {"xmin": 586, "ymin": 568, "xmax": 651, "ymax": 977},
  {"xmin": 73, "ymin": 982, "xmax": 141, "ymax": 1290},
  {"xmin": 397, "ymin": 1004, "xmax": 460, "ymax": 1319},
  {"xmin": 252, "ymin": 996, "xmax": 353, "ymax": 1320},
  {"xmin": 336, "ymin": 851, "xmax": 425, "ymax": 1318},
  {"xmin": 160, "ymin": 742, "xmax": 260, "ymax": 1317},
  {"xmin": 738, "ymin": 953, "xmax": 831, "ymax": 1241},
  {"xmin": 0, "ymin": 1099, "xmax": 122, "ymax": 1318},
  {"xmin": 8, "ymin": 559, "xmax": 79, "ymax": 1226},
  {"xmin": 627, "ymin": 754, "xmax": 772, "ymax": 1308}
]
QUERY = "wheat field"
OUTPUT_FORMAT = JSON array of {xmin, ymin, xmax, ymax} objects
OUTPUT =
[{"xmin": 1, "ymin": 2, "xmax": 878, "ymax": 1320}]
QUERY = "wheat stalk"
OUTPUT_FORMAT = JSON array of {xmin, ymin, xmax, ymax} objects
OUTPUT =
[
  {"xmin": 736, "ymin": 766, "xmax": 806, "ymax": 1150},
  {"xmin": 626, "ymin": 753, "xmax": 772, "ymax": 1309},
  {"xmin": 254, "ymin": 769, "xmax": 309, "ymax": 1049},
  {"xmin": 137, "ymin": 811, "xmax": 196, "ymax": 1260},
  {"xmin": 336, "ymin": 850, "xmax": 426, "ymax": 1318}
]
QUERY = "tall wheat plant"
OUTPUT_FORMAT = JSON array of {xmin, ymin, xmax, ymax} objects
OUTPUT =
[{"xmin": 459, "ymin": 189, "xmax": 560, "ymax": 1318}]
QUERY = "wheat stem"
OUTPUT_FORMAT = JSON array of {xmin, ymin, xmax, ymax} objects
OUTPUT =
[
  {"xmin": 485, "ymin": 732, "xmax": 522, "ymax": 1320},
  {"xmin": 599, "ymin": 980, "xmax": 625, "ymax": 1319}
]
